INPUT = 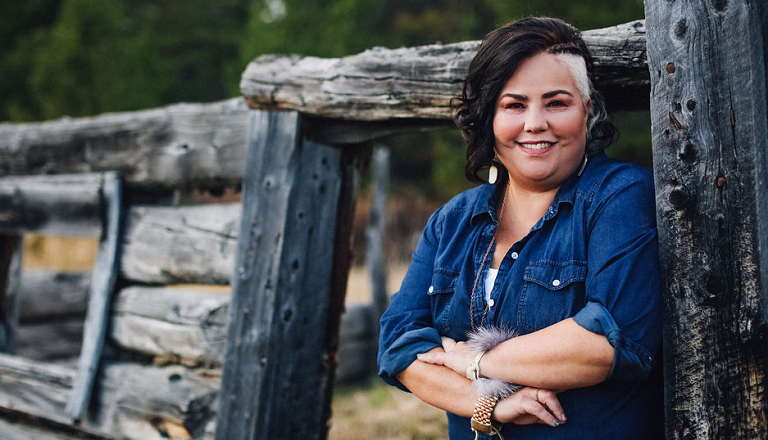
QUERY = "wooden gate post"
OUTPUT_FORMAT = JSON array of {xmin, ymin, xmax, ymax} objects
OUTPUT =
[
  {"xmin": 645, "ymin": 1, "xmax": 768, "ymax": 438},
  {"xmin": 215, "ymin": 110, "xmax": 363, "ymax": 440}
]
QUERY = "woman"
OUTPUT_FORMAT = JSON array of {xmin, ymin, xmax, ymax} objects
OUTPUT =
[{"xmin": 377, "ymin": 17, "xmax": 662, "ymax": 440}]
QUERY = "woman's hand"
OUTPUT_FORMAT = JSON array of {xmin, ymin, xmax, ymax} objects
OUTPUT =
[
  {"xmin": 493, "ymin": 387, "xmax": 566, "ymax": 427},
  {"xmin": 417, "ymin": 337, "xmax": 475, "ymax": 377}
]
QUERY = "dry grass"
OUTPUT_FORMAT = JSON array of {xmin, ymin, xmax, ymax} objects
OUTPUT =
[{"xmin": 330, "ymin": 376, "xmax": 448, "ymax": 440}]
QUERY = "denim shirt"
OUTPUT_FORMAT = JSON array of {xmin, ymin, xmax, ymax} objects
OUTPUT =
[{"xmin": 378, "ymin": 154, "xmax": 663, "ymax": 440}]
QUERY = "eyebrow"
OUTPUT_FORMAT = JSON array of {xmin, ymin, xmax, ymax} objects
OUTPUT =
[{"xmin": 500, "ymin": 89, "xmax": 574, "ymax": 100}]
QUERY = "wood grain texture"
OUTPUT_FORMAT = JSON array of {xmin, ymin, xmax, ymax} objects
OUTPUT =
[
  {"xmin": 214, "ymin": 111, "xmax": 358, "ymax": 440},
  {"xmin": 0, "ymin": 174, "xmax": 103, "ymax": 237},
  {"xmin": 0, "ymin": 353, "xmax": 219, "ymax": 440},
  {"xmin": 0, "ymin": 235, "xmax": 22, "ymax": 353},
  {"xmin": 645, "ymin": 0, "xmax": 768, "ymax": 438},
  {"xmin": 0, "ymin": 99, "xmax": 249, "ymax": 189},
  {"xmin": 120, "ymin": 203, "xmax": 240, "ymax": 285},
  {"xmin": 241, "ymin": 20, "xmax": 649, "ymax": 120},
  {"xmin": 110, "ymin": 286, "xmax": 229, "ymax": 364},
  {"xmin": 65, "ymin": 173, "xmax": 122, "ymax": 420}
]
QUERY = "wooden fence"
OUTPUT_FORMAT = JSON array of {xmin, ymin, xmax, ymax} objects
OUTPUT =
[{"xmin": 0, "ymin": 4, "xmax": 767, "ymax": 439}]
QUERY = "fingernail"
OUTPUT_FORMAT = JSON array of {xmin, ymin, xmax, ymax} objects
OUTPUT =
[
  {"xmin": 553, "ymin": 420, "xmax": 560, "ymax": 427},
  {"xmin": 560, "ymin": 414, "xmax": 567, "ymax": 422},
  {"xmin": 416, "ymin": 353, "xmax": 423, "ymax": 359}
]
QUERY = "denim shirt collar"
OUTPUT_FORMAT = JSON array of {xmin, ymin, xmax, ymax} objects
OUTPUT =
[{"xmin": 470, "ymin": 166, "xmax": 581, "ymax": 226}]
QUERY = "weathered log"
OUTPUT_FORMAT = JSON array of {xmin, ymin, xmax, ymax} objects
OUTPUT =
[
  {"xmin": 18, "ymin": 271, "xmax": 90, "ymax": 320},
  {"xmin": 646, "ymin": 0, "xmax": 768, "ymax": 438},
  {"xmin": 0, "ymin": 99, "xmax": 249, "ymax": 189},
  {"xmin": 215, "ymin": 111, "xmax": 363, "ymax": 440},
  {"xmin": 0, "ymin": 411, "xmax": 100, "ymax": 440},
  {"xmin": 0, "ymin": 353, "xmax": 219, "ymax": 440},
  {"xmin": 120, "ymin": 203, "xmax": 240, "ymax": 285},
  {"xmin": 0, "ymin": 174, "xmax": 103, "ymax": 237},
  {"xmin": 66, "ymin": 172, "xmax": 122, "ymax": 420},
  {"xmin": 241, "ymin": 20, "xmax": 649, "ymax": 120},
  {"xmin": 16, "ymin": 318, "xmax": 84, "ymax": 361},
  {"xmin": 0, "ymin": 235, "xmax": 22, "ymax": 353},
  {"xmin": 110, "ymin": 286, "xmax": 229, "ymax": 364}
]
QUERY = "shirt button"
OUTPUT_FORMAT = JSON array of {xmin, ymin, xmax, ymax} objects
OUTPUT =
[
  {"xmin": 552, "ymin": 279, "xmax": 561, "ymax": 287},
  {"xmin": 511, "ymin": 251, "xmax": 519, "ymax": 259},
  {"xmin": 488, "ymin": 299, "xmax": 495, "ymax": 307},
  {"xmin": 428, "ymin": 286, "xmax": 434, "ymax": 293}
]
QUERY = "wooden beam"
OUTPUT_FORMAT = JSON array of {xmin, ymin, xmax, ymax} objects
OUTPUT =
[
  {"xmin": 0, "ymin": 235, "xmax": 22, "ymax": 353},
  {"xmin": 110, "ymin": 286, "xmax": 229, "ymax": 364},
  {"xmin": 0, "ymin": 174, "xmax": 103, "ymax": 237},
  {"xmin": 120, "ymin": 203, "xmax": 240, "ymax": 285},
  {"xmin": 214, "ymin": 111, "xmax": 362, "ymax": 440},
  {"xmin": 0, "ymin": 99, "xmax": 250, "ymax": 189},
  {"xmin": 646, "ymin": 0, "xmax": 768, "ymax": 438},
  {"xmin": 0, "ymin": 353, "xmax": 219, "ymax": 440},
  {"xmin": 65, "ymin": 172, "xmax": 122, "ymax": 421},
  {"xmin": 241, "ymin": 20, "xmax": 649, "ymax": 120}
]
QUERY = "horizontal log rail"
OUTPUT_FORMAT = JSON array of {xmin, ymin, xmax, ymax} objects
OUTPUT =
[{"xmin": 241, "ymin": 20, "xmax": 649, "ymax": 120}]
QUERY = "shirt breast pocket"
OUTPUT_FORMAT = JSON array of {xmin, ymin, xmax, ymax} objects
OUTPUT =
[
  {"xmin": 427, "ymin": 270, "xmax": 459, "ymax": 335},
  {"xmin": 519, "ymin": 260, "xmax": 587, "ymax": 332}
]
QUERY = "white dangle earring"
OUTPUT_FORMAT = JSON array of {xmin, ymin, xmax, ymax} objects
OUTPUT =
[
  {"xmin": 577, "ymin": 154, "xmax": 588, "ymax": 176},
  {"xmin": 488, "ymin": 164, "xmax": 498, "ymax": 184}
]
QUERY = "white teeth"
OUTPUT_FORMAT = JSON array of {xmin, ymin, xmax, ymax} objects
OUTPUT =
[{"xmin": 522, "ymin": 143, "xmax": 552, "ymax": 149}]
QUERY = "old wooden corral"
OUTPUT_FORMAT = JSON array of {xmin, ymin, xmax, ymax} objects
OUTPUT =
[{"xmin": 0, "ymin": 1, "xmax": 766, "ymax": 439}]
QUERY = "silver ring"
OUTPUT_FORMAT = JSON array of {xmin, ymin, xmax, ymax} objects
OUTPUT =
[{"xmin": 535, "ymin": 389, "xmax": 541, "ymax": 402}]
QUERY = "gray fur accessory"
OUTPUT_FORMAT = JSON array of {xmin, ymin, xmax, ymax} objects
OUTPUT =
[{"xmin": 467, "ymin": 326, "xmax": 523, "ymax": 398}]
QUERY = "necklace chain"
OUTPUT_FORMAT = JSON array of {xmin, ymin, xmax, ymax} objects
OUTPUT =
[{"xmin": 469, "ymin": 185, "xmax": 508, "ymax": 331}]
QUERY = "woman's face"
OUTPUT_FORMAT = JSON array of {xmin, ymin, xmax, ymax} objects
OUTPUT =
[{"xmin": 493, "ymin": 52, "xmax": 590, "ymax": 192}]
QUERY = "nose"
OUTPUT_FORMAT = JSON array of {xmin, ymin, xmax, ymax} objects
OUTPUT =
[{"xmin": 524, "ymin": 107, "xmax": 548, "ymax": 132}]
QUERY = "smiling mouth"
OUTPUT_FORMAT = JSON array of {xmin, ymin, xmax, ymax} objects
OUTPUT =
[{"xmin": 519, "ymin": 142, "xmax": 554, "ymax": 150}]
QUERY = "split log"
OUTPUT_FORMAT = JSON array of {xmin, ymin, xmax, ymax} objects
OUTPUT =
[
  {"xmin": 646, "ymin": 0, "xmax": 768, "ymax": 438},
  {"xmin": 18, "ymin": 271, "xmax": 90, "ymax": 320},
  {"xmin": 110, "ymin": 286, "xmax": 230, "ymax": 364},
  {"xmin": 120, "ymin": 203, "xmax": 240, "ymax": 285},
  {"xmin": 241, "ymin": 20, "xmax": 649, "ymax": 120},
  {"xmin": 0, "ymin": 99, "xmax": 249, "ymax": 189},
  {"xmin": 0, "ymin": 353, "xmax": 219, "ymax": 440},
  {"xmin": 15, "ymin": 318, "xmax": 84, "ymax": 361},
  {"xmin": 0, "ymin": 174, "xmax": 103, "ymax": 237}
]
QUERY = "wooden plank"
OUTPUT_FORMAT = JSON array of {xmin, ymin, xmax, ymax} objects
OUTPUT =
[
  {"xmin": 65, "ymin": 172, "xmax": 122, "ymax": 421},
  {"xmin": 0, "ymin": 99, "xmax": 249, "ymax": 189},
  {"xmin": 0, "ymin": 353, "xmax": 219, "ymax": 440},
  {"xmin": 110, "ymin": 286, "xmax": 229, "ymax": 364},
  {"xmin": 645, "ymin": 0, "xmax": 768, "ymax": 438},
  {"xmin": 0, "ymin": 235, "xmax": 22, "ymax": 353},
  {"xmin": 241, "ymin": 20, "xmax": 649, "ymax": 120},
  {"xmin": 120, "ymin": 203, "xmax": 240, "ymax": 285},
  {"xmin": 214, "ymin": 111, "xmax": 362, "ymax": 440},
  {"xmin": 0, "ymin": 174, "xmax": 103, "ymax": 237}
]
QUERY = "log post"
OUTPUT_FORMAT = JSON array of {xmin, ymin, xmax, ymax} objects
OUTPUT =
[
  {"xmin": 214, "ymin": 111, "xmax": 363, "ymax": 440},
  {"xmin": 645, "ymin": 0, "xmax": 768, "ymax": 438},
  {"xmin": 0, "ymin": 235, "xmax": 22, "ymax": 353},
  {"xmin": 367, "ymin": 145, "xmax": 390, "ymax": 323}
]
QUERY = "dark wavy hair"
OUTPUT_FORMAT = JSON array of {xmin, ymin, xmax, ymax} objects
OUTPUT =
[{"xmin": 452, "ymin": 17, "xmax": 616, "ymax": 184}]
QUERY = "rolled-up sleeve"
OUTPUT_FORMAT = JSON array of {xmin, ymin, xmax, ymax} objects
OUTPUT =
[
  {"xmin": 573, "ymin": 170, "xmax": 662, "ymax": 382},
  {"xmin": 378, "ymin": 210, "xmax": 444, "ymax": 390}
]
